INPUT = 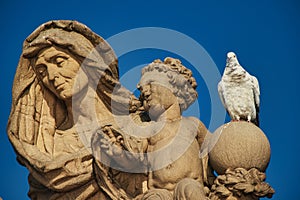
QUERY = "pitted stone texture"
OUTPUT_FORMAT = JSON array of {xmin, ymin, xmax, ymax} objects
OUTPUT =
[{"xmin": 209, "ymin": 121, "xmax": 270, "ymax": 175}]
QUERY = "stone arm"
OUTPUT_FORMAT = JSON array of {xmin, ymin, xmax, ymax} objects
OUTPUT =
[
  {"xmin": 188, "ymin": 117, "xmax": 216, "ymax": 187},
  {"xmin": 92, "ymin": 125, "xmax": 148, "ymax": 171}
]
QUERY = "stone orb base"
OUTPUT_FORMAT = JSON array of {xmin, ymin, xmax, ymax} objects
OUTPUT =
[{"xmin": 209, "ymin": 121, "xmax": 271, "ymax": 175}]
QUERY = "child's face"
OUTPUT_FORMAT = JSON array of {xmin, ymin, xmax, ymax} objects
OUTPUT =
[{"xmin": 139, "ymin": 82, "xmax": 178, "ymax": 118}]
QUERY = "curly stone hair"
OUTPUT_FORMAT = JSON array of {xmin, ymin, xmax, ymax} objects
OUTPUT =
[{"xmin": 141, "ymin": 57, "xmax": 198, "ymax": 111}]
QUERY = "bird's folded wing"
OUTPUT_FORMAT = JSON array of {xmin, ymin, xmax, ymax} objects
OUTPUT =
[
  {"xmin": 251, "ymin": 75, "xmax": 260, "ymax": 112},
  {"xmin": 218, "ymin": 81, "xmax": 226, "ymax": 108}
]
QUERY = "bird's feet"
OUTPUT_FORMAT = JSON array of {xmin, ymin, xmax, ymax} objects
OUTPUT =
[{"xmin": 247, "ymin": 116, "xmax": 251, "ymax": 123}]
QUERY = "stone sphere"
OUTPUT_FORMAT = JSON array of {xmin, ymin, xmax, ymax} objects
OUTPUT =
[{"xmin": 209, "ymin": 121, "xmax": 271, "ymax": 175}]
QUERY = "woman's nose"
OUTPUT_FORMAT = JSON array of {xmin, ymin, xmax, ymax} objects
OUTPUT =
[{"xmin": 47, "ymin": 64, "xmax": 59, "ymax": 80}]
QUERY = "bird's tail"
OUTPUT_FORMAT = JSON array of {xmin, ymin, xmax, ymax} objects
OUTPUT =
[{"xmin": 251, "ymin": 114, "xmax": 259, "ymax": 127}]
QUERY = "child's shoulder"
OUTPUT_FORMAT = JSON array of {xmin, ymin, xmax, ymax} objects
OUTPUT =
[
  {"xmin": 181, "ymin": 116, "xmax": 202, "ymax": 125},
  {"xmin": 181, "ymin": 116, "xmax": 208, "ymax": 133},
  {"xmin": 179, "ymin": 116, "xmax": 201, "ymax": 131}
]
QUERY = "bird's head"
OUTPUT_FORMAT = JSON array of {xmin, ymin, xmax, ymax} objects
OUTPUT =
[{"xmin": 226, "ymin": 52, "xmax": 240, "ymax": 68}]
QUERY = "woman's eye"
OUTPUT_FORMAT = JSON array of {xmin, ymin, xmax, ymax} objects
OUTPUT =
[
  {"xmin": 55, "ymin": 57, "xmax": 67, "ymax": 66},
  {"xmin": 36, "ymin": 65, "xmax": 47, "ymax": 77}
]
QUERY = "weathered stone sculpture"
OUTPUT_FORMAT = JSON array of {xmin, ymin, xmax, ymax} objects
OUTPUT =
[
  {"xmin": 208, "ymin": 122, "xmax": 274, "ymax": 200},
  {"xmin": 7, "ymin": 20, "xmax": 274, "ymax": 200},
  {"xmin": 92, "ymin": 58, "xmax": 210, "ymax": 200},
  {"xmin": 137, "ymin": 58, "xmax": 208, "ymax": 200},
  {"xmin": 7, "ymin": 20, "xmax": 130, "ymax": 199}
]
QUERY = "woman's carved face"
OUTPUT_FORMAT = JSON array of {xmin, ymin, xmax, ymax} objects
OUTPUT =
[{"xmin": 34, "ymin": 46, "xmax": 89, "ymax": 100}]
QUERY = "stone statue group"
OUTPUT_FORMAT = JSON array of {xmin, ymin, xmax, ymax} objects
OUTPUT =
[{"xmin": 7, "ymin": 20, "xmax": 274, "ymax": 200}]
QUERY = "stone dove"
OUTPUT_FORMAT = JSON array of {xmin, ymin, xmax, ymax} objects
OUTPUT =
[{"xmin": 218, "ymin": 52, "xmax": 260, "ymax": 126}]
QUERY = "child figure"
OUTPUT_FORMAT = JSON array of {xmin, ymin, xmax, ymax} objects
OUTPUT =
[
  {"xmin": 96, "ymin": 58, "xmax": 209, "ymax": 200},
  {"xmin": 137, "ymin": 58, "xmax": 209, "ymax": 200}
]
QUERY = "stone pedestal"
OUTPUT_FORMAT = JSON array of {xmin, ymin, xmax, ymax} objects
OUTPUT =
[{"xmin": 208, "ymin": 122, "xmax": 274, "ymax": 200}]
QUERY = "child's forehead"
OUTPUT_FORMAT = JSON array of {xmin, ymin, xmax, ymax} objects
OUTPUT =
[{"xmin": 138, "ymin": 70, "xmax": 172, "ymax": 87}]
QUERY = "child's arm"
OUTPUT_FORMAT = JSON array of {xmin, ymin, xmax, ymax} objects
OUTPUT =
[{"xmin": 187, "ymin": 117, "xmax": 216, "ymax": 185}]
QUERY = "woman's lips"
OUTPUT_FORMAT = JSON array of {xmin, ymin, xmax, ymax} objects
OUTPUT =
[{"xmin": 55, "ymin": 83, "xmax": 65, "ymax": 91}]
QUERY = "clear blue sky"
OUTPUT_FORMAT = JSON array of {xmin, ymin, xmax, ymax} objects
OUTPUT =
[{"xmin": 0, "ymin": 0, "xmax": 299, "ymax": 199}]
